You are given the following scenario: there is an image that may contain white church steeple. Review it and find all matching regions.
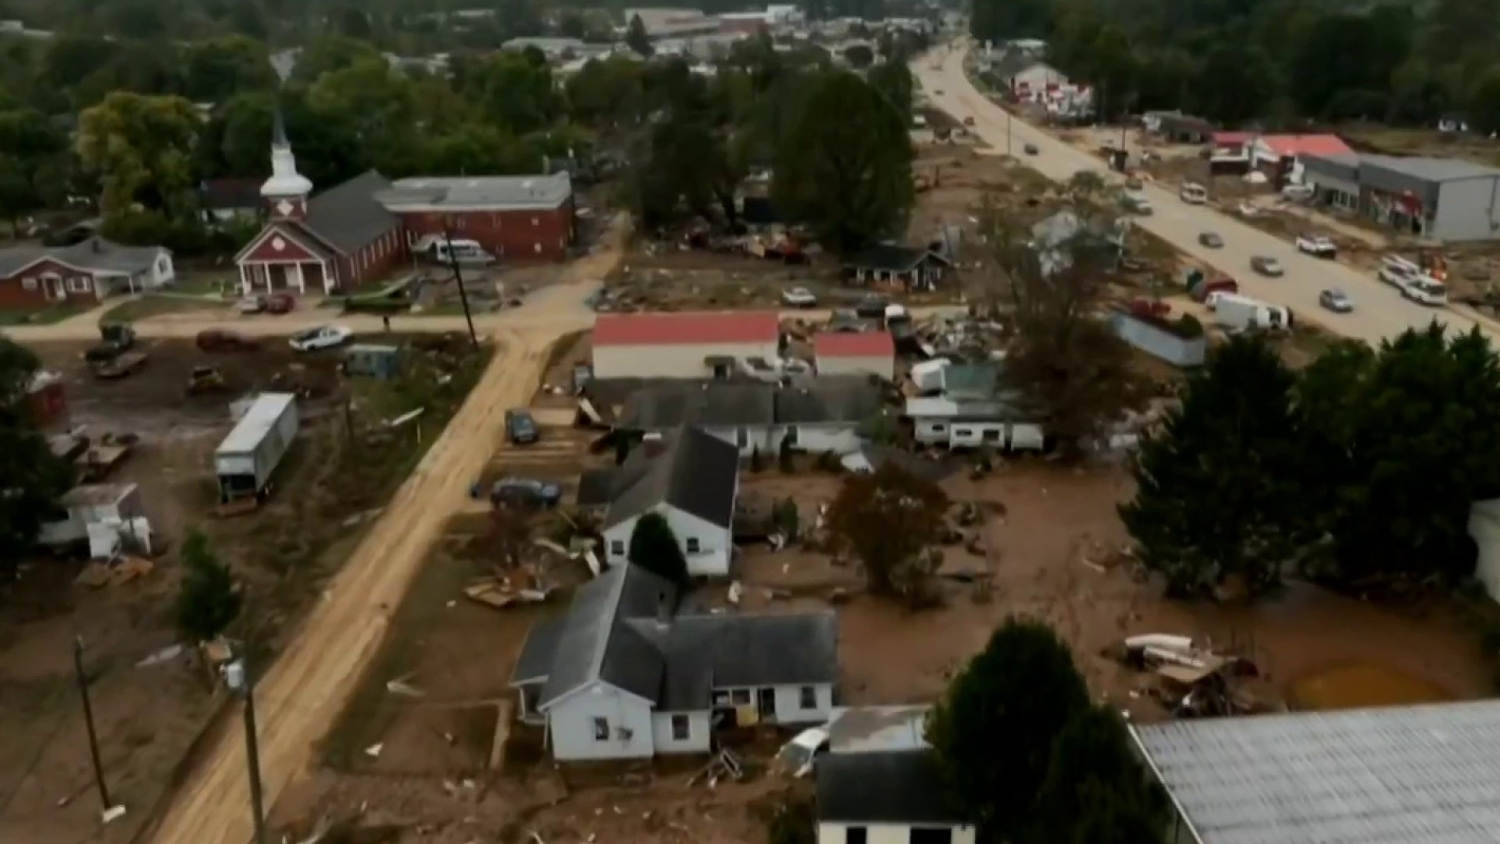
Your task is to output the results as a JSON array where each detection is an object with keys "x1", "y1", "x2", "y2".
[{"x1": 260, "y1": 108, "x2": 313, "y2": 219}]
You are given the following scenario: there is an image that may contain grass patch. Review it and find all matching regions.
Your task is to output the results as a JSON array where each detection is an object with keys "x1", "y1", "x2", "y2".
[
  {"x1": 98, "y1": 295, "x2": 225, "y2": 324},
  {"x1": 0, "y1": 302, "x2": 88, "y2": 326}
]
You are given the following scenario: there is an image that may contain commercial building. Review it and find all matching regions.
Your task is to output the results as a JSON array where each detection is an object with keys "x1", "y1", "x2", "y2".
[
  {"x1": 591, "y1": 311, "x2": 782, "y2": 379},
  {"x1": 1303, "y1": 152, "x2": 1500, "y2": 242},
  {"x1": 1131, "y1": 700, "x2": 1500, "y2": 843}
]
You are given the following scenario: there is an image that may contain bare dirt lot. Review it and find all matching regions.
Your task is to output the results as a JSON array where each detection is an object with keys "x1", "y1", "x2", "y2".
[{"x1": 0, "y1": 332, "x2": 490, "y2": 844}]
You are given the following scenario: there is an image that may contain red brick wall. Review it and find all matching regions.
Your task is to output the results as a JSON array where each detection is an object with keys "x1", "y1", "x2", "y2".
[
  {"x1": 338, "y1": 225, "x2": 409, "y2": 289},
  {"x1": 398, "y1": 202, "x2": 574, "y2": 262},
  {"x1": 0, "y1": 259, "x2": 99, "y2": 309}
]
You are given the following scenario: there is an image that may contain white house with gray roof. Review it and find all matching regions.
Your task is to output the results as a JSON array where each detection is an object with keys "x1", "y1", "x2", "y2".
[
  {"x1": 508, "y1": 563, "x2": 838, "y2": 760},
  {"x1": 601, "y1": 425, "x2": 740, "y2": 577}
]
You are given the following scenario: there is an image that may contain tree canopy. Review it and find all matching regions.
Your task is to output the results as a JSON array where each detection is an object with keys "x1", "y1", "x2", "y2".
[
  {"x1": 76, "y1": 91, "x2": 200, "y2": 217},
  {"x1": 826, "y1": 462, "x2": 949, "y2": 603},
  {"x1": 0, "y1": 338, "x2": 71, "y2": 580},
  {"x1": 175, "y1": 530, "x2": 242, "y2": 641}
]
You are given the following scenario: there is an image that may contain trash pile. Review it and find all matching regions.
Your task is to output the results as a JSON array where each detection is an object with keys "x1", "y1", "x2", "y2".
[{"x1": 1111, "y1": 633, "x2": 1267, "y2": 718}]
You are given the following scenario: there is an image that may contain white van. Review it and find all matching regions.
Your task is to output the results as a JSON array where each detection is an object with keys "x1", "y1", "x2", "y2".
[
  {"x1": 1379, "y1": 255, "x2": 1446, "y2": 306},
  {"x1": 1180, "y1": 182, "x2": 1208, "y2": 204}
]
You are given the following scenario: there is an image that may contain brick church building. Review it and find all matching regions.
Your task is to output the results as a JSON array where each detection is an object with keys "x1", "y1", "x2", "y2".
[{"x1": 234, "y1": 114, "x2": 575, "y2": 295}]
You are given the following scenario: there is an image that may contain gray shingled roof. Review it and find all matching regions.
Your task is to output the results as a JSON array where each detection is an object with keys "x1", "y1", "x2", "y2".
[
  {"x1": 510, "y1": 615, "x2": 567, "y2": 685},
  {"x1": 776, "y1": 377, "x2": 884, "y2": 424},
  {"x1": 0, "y1": 238, "x2": 165, "y2": 278},
  {"x1": 604, "y1": 426, "x2": 739, "y2": 530},
  {"x1": 379, "y1": 172, "x2": 572, "y2": 211},
  {"x1": 817, "y1": 750, "x2": 969, "y2": 825},
  {"x1": 618, "y1": 382, "x2": 774, "y2": 430},
  {"x1": 536, "y1": 563, "x2": 677, "y2": 708},
  {"x1": 845, "y1": 243, "x2": 942, "y2": 272},
  {"x1": 306, "y1": 170, "x2": 398, "y2": 254}
]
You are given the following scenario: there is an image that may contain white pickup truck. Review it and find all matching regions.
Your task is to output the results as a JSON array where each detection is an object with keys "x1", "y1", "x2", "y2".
[
  {"x1": 1295, "y1": 234, "x2": 1337, "y2": 258},
  {"x1": 1378, "y1": 256, "x2": 1447, "y2": 306}
]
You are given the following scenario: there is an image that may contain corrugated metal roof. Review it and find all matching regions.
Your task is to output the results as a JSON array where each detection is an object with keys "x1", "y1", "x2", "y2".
[
  {"x1": 593, "y1": 311, "x2": 780, "y2": 346},
  {"x1": 216, "y1": 393, "x2": 296, "y2": 456},
  {"x1": 1132, "y1": 700, "x2": 1500, "y2": 843}
]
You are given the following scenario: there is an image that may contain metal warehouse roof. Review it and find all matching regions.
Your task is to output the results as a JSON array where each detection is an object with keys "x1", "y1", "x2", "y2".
[
  {"x1": 216, "y1": 393, "x2": 296, "y2": 455},
  {"x1": 592, "y1": 311, "x2": 780, "y2": 346},
  {"x1": 1131, "y1": 699, "x2": 1500, "y2": 844},
  {"x1": 813, "y1": 331, "x2": 894, "y2": 358}
]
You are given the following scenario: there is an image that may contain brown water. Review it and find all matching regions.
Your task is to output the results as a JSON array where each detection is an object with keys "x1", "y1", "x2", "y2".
[{"x1": 1288, "y1": 663, "x2": 1454, "y2": 711}]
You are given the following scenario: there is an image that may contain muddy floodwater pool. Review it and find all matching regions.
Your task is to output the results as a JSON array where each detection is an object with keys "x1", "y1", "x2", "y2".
[{"x1": 1289, "y1": 662, "x2": 1455, "y2": 711}]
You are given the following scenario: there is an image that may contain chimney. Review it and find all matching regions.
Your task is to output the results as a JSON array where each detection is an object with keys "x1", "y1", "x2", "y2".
[
  {"x1": 91, "y1": 238, "x2": 102, "y2": 254},
  {"x1": 656, "y1": 590, "x2": 671, "y2": 628}
]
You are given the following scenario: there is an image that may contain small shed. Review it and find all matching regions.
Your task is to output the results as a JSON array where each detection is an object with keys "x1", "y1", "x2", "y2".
[{"x1": 344, "y1": 343, "x2": 402, "y2": 380}]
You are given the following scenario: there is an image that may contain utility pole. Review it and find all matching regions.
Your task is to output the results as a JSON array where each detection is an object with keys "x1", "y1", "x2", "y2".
[
  {"x1": 1006, "y1": 107, "x2": 1012, "y2": 156},
  {"x1": 73, "y1": 637, "x2": 115, "y2": 819},
  {"x1": 441, "y1": 221, "x2": 479, "y2": 352},
  {"x1": 227, "y1": 657, "x2": 268, "y2": 844}
]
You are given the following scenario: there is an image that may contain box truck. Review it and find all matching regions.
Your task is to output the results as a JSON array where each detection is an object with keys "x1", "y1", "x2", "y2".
[{"x1": 214, "y1": 392, "x2": 298, "y2": 504}]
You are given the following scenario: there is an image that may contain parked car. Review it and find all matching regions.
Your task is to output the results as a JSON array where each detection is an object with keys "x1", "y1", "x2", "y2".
[
  {"x1": 1120, "y1": 193, "x2": 1153, "y2": 215},
  {"x1": 1250, "y1": 255, "x2": 1284, "y2": 277},
  {"x1": 236, "y1": 295, "x2": 266, "y2": 314},
  {"x1": 196, "y1": 329, "x2": 259, "y2": 352},
  {"x1": 265, "y1": 292, "x2": 295, "y2": 314},
  {"x1": 854, "y1": 296, "x2": 889, "y2": 319},
  {"x1": 1318, "y1": 288, "x2": 1354, "y2": 313},
  {"x1": 505, "y1": 408, "x2": 539, "y2": 444},
  {"x1": 1023, "y1": 142, "x2": 1039, "y2": 155},
  {"x1": 1296, "y1": 234, "x2": 1337, "y2": 258},
  {"x1": 1281, "y1": 183, "x2": 1315, "y2": 201},
  {"x1": 826, "y1": 309, "x2": 863, "y2": 332},
  {"x1": 489, "y1": 477, "x2": 561, "y2": 509},
  {"x1": 781, "y1": 287, "x2": 818, "y2": 308},
  {"x1": 1237, "y1": 201, "x2": 1259, "y2": 217},
  {"x1": 1198, "y1": 231, "x2": 1224, "y2": 248},
  {"x1": 288, "y1": 324, "x2": 353, "y2": 352},
  {"x1": 963, "y1": 115, "x2": 975, "y2": 126},
  {"x1": 773, "y1": 727, "x2": 830, "y2": 778}
]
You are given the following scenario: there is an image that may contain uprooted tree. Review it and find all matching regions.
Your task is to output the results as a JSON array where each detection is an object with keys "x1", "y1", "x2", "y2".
[
  {"x1": 826, "y1": 463, "x2": 949, "y2": 605},
  {"x1": 628, "y1": 511, "x2": 689, "y2": 585},
  {"x1": 977, "y1": 195, "x2": 1143, "y2": 451},
  {"x1": 926, "y1": 617, "x2": 1166, "y2": 843}
]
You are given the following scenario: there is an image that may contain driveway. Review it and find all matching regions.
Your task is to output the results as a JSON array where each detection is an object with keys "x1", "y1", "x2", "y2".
[{"x1": 913, "y1": 43, "x2": 1497, "y2": 345}]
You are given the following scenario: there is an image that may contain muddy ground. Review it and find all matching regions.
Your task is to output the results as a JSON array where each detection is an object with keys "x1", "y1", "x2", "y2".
[
  {"x1": 0, "y1": 332, "x2": 491, "y2": 844},
  {"x1": 273, "y1": 446, "x2": 1496, "y2": 843}
]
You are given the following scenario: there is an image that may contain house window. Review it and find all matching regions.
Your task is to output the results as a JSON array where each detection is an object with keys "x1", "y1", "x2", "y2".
[
  {"x1": 671, "y1": 714, "x2": 690, "y2": 740},
  {"x1": 67, "y1": 276, "x2": 92, "y2": 293},
  {"x1": 731, "y1": 689, "x2": 751, "y2": 705},
  {"x1": 783, "y1": 426, "x2": 799, "y2": 445},
  {"x1": 931, "y1": 424, "x2": 946, "y2": 432},
  {"x1": 157, "y1": 258, "x2": 168, "y2": 274},
  {"x1": 533, "y1": 242, "x2": 542, "y2": 254},
  {"x1": 531, "y1": 216, "x2": 539, "y2": 226},
  {"x1": 21, "y1": 277, "x2": 37, "y2": 291},
  {"x1": 846, "y1": 828, "x2": 867, "y2": 844},
  {"x1": 799, "y1": 686, "x2": 816, "y2": 709},
  {"x1": 456, "y1": 217, "x2": 466, "y2": 229},
  {"x1": 593, "y1": 717, "x2": 608, "y2": 740},
  {"x1": 610, "y1": 539, "x2": 624, "y2": 556},
  {"x1": 685, "y1": 537, "x2": 700, "y2": 554},
  {"x1": 954, "y1": 428, "x2": 973, "y2": 437},
  {"x1": 736, "y1": 427, "x2": 748, "y2": 447},
  {"x1": 910, "y1": 828, "x2": 953, "y2": 844}
]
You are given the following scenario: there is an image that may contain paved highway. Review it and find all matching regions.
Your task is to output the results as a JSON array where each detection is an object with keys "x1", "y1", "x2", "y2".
[{"x1": 913, "y1": 42, "x2": 1496, "y2": 345}]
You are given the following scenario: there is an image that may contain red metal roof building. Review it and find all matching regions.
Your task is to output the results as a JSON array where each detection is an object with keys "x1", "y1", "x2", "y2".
[{"x1": 591, "y1": 311, "x2": 783, "y2": 379}]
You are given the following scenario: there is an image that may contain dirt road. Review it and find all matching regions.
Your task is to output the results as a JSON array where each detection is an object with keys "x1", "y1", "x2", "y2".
[{"x1": 139, "y1": 225, "x2": 620, "y2": 844}]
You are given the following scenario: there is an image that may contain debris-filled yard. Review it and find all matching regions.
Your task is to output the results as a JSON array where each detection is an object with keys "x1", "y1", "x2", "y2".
[{"x1": 0, "y1": 331, "x2": 492, "y2": 844}]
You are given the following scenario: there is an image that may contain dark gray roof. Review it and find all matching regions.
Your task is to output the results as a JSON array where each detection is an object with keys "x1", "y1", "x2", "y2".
[
  {"x1": 776, "y1": 377, "x2": 884, "y2": 424},
  {"x1": 510, "y1": 615, "x2": 567, "y2": 685},
  {"x1": 618, "y1": 382, "x2": 774, "y2": 430},
  {"x1": 577, "y1": 467, "x2": 619, "y2": 508},
  {"x1": 0, "y1": 237, "x2": 166, "y2": 278},
  {"x1": 605, "y1": 426, "x2": 740, "y2": 529},
  {"x1": 817, "y1": 750, "x2": 969, "y2": 825},
  {"x1": 535, "y1": 563, "x2": 677, "y2": 708},
  {"x1": 1359, "y1": 153, "x2": 1500, "y2": 182},
  {"x1": 989, "y1": 54, "x2": 1055, "y2": 81},
  {"x1": 306, "y1": 170, "x2": 399, "y2": 254},
  {"x1": 845, "y1": 243, "x2": 944, "y2": 272}
]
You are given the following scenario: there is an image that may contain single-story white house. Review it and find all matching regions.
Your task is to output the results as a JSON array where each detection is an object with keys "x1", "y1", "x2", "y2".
[
  {"x1": 592, "y1": 311, "x2": 782, "y2": 379},
  {"x1": 817, "y1": 749, "x2": 977, "y2": 844},
  {"x1": 36, "y1": 483, "x2": 152, "y2": 558},
  {"x1": 601, "y1": 425, "x2": 739, "y2": 577},
  {"x1": 508, "y1": 563, "x2": 838, "y2": 761},
  {"x1": 905, "y1": 362, "x2": 1044, "y2": 450},
  {"x1": 814, "y1": 331, "x2": 895, "y2": 380}
]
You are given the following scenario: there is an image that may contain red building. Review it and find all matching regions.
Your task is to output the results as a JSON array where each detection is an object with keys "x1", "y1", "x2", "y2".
[
  {"x1": 0, "y1": 238, "x2": 175, "y2": 310},
  {"x1": 234, "y1": 115, "x2": 575, "y2": 296}
]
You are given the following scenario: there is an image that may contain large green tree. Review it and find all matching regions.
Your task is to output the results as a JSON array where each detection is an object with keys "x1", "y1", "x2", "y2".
[
  {"x1": 0, "y1": 109, "x2": 69, "y2": 235},
  {"x1": 1120, "y1": 335, "x2": 1307, "y2": 597},
  {"x1": 76, "y1": 91, "x2": 200, "y2": 217},
  {"x1": 0, "y1": 339, "x2": 72, "y2": 580},
  {"x1": 175, "y1": 530, "x2": 242, "y2": 641},
  {"x1": 1025, "y1": 706, "x2": 1169, "y2": 844},
  {"x1": 773, "y1": 70, "x2": 912, "y2": 253}
]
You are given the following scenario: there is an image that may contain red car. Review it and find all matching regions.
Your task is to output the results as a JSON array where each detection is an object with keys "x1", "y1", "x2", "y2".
[{"x1": 265, "y1": 292, "x2": 295, "y2": 314}]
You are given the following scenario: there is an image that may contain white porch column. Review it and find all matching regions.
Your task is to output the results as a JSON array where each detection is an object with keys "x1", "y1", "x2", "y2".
[
  {"x1": 323, "y1": 260, "x2": 334, "y2": 294},
  {"x1": 292, "y1": 262, "x2": 306, "y2": 294},
  {"x1": 239, "y1": 264, "x2": 250, "y2": 295}
]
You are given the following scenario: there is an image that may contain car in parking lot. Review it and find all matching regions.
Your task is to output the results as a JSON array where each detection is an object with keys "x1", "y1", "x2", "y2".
[
  {"x1": 781, "y1": 287, "x2": 818, "y2": 308},
  {"x1": 288, "y1": 324, "x2": 352, "y2": 351},
  {"x1": 236, "y1": 295, "x2": 266, "y2": 314},
  {"x1": 854, "y1": 295, "x2": 889, "y2": 319},
  {"x1": 1250, "y1": 255, "x2": 1284, "y2": 277},
  {"x1": 505, "y1": 408, "x2": 539, "y2": 444},
  {"x1": 1198, "y1": 231, "x2": 1224, "y2": 248},
  {"x1": 1296, "y1": 234, "x2": 1337, "y2": 258},
  {"x1": 489, "y1": 477, "x2": 561, "y2": 509},
  {"x1": 1023, "y1": 142, "x2": 1038, "y2": 155},
  {"x1": 1318, "y1": 288, "x2": 1353, "y2": 313}
]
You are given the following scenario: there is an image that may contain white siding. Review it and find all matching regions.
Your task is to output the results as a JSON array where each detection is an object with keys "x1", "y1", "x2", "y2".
[
  {"x1": 913, "y1": 419, "x2": 1044, "y2": 451},
  {"x1": 593, "y1": 340, "x2": 779, "y2": 379},
  {"x1": 1433, "y1": 176, "x2": 1500, "y2": 242},
  {"x1": 650, "y1": 710, "x2": 712, "y2": 754},
  {"x1": 818, "y1": 822, "x2": 977, "y2": 844},
  {"x1": 1471, "y1": 499, "x2": 1500, "y2": 603},
  {"x1": 546, "y1": 681, "x2": 656, "y2": 760},
  {"x1": 715, "y1": 682, "x2": 832, "y2": 724},
  {"x1": 818, "y1": 353, "x2": 894, "y2": 380},
  {"x1": 791, "y1": 423, "x2": 862, "y2": 456},
  {"x1": 603, "y1": 503, "x2": 734, "y2": 577}
]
